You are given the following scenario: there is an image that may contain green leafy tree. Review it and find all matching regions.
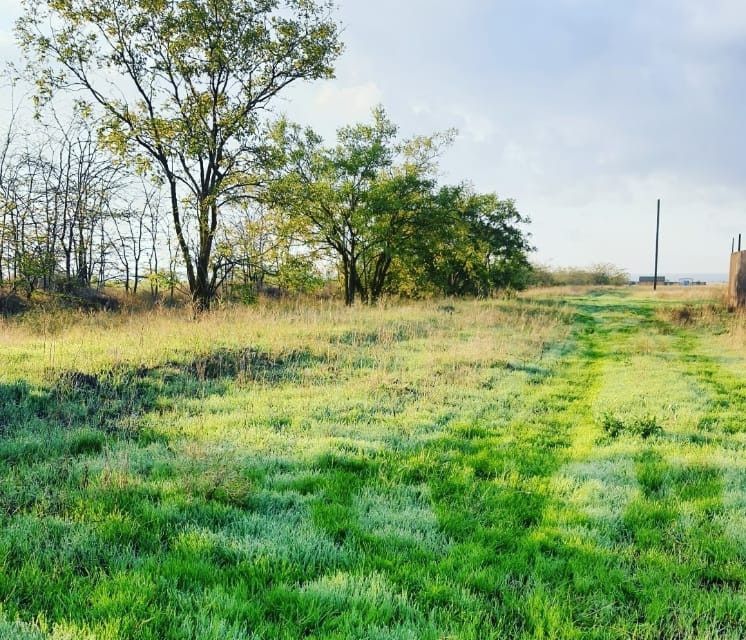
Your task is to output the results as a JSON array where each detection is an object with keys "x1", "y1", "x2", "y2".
[
  {"x1": 273, "y1": 107, "x2": 452, "y2": 304},
  {"x1": 17, "y1": 248, "x2": 56, "y2": 299},
  {"x1": 387, "y1": 186, "x2": 533, "y2": 297},
  {"x1": 217, "y1": 202, "x2": 320, "y2": 295},
  {"x1": 17, "y1": 0, "x2": 342, "y2": 310},
  {"x1": 277, "y1": 254, "x2": 324, "y2": 294}
]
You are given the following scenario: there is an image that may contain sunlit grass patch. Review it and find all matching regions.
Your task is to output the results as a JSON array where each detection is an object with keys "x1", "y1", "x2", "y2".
[{"x1": 552, "y1": 454, "x2": 638, "y2": 526}]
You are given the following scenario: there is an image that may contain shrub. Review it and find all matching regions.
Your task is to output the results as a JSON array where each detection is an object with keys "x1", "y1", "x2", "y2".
[
  {"x1": 600, "y1": 412, "x2": 663, "y2": 439},
  {"x1": 531, "y1": 263, "x2": 629, "y2": 287}
]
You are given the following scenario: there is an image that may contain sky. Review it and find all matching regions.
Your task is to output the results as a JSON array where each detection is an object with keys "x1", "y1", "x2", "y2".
[{"x1": 2, "y1": 0, "x2": 745, "y2": 276}]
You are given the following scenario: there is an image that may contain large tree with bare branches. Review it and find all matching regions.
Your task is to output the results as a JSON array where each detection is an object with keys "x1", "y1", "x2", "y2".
[{"x1": 18, "y1": 0, "x2": 342, "y2": 309}]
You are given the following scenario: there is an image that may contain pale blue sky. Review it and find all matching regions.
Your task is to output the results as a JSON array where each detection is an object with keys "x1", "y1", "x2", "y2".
[{"x1": 2, "y1": 0, "x2": 745, "y2": 275}]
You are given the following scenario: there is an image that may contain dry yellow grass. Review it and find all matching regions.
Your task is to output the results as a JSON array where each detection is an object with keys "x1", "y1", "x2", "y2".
[{"x1": 0, "y1": 298, "x2": 569, "y2": 384}]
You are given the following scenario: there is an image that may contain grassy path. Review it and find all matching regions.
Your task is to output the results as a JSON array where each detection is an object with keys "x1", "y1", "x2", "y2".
[
  {"x1": 0, "y1": 293, "x2": 744, "y2": 638},
  {"x1": 538, "y1": 294, "x2": 746, "y2": 639}
]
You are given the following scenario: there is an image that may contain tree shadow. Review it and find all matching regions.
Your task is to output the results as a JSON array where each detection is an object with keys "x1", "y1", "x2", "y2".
[{"x1": 0, "y1": 345, "x2": 326, "y2": 447}]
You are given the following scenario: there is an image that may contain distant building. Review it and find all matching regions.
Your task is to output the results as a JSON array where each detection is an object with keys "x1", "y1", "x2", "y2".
[{"x1": 636, "y1": 275, "x2": 706, "y2": 286}]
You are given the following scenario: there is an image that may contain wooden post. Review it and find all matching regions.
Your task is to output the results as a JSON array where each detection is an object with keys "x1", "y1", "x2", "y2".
[
  {"x1": 653, "y1": 199, "x2": 661, "y2": 290},
  {"x1": 728, "y1": 251, "x2": 746, "y2": 308}
]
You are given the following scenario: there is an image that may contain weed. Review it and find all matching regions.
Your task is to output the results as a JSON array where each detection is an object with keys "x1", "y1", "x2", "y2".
[{"x1": 600, "y1": 412, "x2": 663, "y2": 439}]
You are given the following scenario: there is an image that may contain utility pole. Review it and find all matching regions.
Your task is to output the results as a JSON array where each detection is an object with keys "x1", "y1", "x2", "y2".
[{"x1": 653, "y1": 199, "x2": 661, "y2": 291}]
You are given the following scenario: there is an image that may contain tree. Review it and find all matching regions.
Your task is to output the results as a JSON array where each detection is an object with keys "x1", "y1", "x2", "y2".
[
  {"x1": 529, "y1": 263, "x2": 629, "y2": 287},
  {"x1": 273, "y1": 107, "x2": 452, "y2": 304},
  {"x1": 18, "y1": 0, "x2": 342, "y2": 310},
  {"x1": 354, "y1": 168, "x2": 444, "y2": 303},
  {"x1": 217, "y1": 199, "x2": 318, "y2": 297},
  {"x1": 109, "y1": 183, "x2": 162, "y2": 295},
  {"x1": 0, "y1": 79, "x2": 20, "y2": 287},
  {"x1": 387, "y1": 186, "x2": 533, "y2": 297},
  {"x1": 0, "y1": 108, "x2": 125, "y2": 292}
]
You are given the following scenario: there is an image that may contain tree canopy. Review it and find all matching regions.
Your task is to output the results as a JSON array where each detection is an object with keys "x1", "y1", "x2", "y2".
[
  {"x1": 387, "y1": 187, "x2": 533, "y2": 297},
  {"x1": 271, "y1": 108, "x2": 532, "y2": 304},
  {"x1": 17, "y1": 0, "x2": 342, "y2": 309},
  {"x1": 5, "y1": 5, "x2": 535, "y2": 307}
]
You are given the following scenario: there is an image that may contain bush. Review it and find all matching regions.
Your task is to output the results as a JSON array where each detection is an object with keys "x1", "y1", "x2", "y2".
[
  {"x1": 531, "y1": 263, "x2": 629, "y2": 287},
  {"x1": 225, "y1": 282, "x2": 258, "y2": 305},
  {"x1": 600, "y1": 412, "x2": 663, "y2": 438}
]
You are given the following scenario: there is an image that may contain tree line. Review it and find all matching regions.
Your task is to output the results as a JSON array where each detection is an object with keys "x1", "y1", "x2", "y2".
[
  {"x1": 0, "y1": 107, "x2": 175, "y2": 298},
  {"x1": 0, "y1": 0, "x2": 533, "y2": 310}
]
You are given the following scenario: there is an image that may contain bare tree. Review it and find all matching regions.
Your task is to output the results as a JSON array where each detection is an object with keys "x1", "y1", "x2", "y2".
[{"x1": 109, "y1": 184, "x2": 162, "y2": 295}]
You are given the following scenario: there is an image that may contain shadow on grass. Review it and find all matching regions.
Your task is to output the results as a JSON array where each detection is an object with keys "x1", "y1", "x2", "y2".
[{"x1": 0, "y1": 345, "x2": 325, "y2": 450}]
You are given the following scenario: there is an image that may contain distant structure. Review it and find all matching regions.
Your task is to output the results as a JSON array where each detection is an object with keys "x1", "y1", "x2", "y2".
[
  {"x1": 637, "y1": 276, "x2": 706, "y2": 287},
  {"x1": 728, "y1": 251, "x2": 746, "y2": 308}
]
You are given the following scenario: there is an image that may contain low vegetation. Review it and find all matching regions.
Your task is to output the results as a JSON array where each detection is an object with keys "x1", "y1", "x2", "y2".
[
  {"x1": 0, "y1": 287, "x2": 744, "y2": 638},
  {"x1": 530, "y1": 263, "x2": 630, "y2": 287}
]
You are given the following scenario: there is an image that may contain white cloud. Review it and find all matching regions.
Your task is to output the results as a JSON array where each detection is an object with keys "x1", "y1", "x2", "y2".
[
  {"x1": 678, "y1": 0, "x2": 746, "y2": 42},
  {"x1": 410, "y1": 103, "x2": 432, "y2": 117},
  {"x1": 450, "y1": 107, "x2": 497, "y2": 144},
  {"x1": 280, "y1": 80, "x2": 383, "y2": 140},
  {"x1": 313, "y1": 81, "x2": 383, "y2": 122}
]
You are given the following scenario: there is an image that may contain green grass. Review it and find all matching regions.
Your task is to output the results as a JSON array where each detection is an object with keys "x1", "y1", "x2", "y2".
[{"x1": 0, "y1": 290, "x2": 744, "y2": 638}]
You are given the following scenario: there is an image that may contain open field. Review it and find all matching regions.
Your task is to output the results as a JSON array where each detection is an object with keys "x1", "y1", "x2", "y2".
[{"x1": 0, "y1": 288, "x2": 744, "y2": 639}]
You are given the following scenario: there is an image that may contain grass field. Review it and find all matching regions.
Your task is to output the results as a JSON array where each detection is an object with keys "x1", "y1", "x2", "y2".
[{"x1": 0, "y1": 288, "x2": 744, "y2": 639}]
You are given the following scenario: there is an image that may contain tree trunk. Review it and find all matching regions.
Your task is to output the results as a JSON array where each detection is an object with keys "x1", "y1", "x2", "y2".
[
  {"x1": 369, "y1": 253, "x2": 392, "y2": 303},
  {"x1": 193, "y1": 243, "x2": 213, "y2": 311},
  {"x1": 192, "y1": 280, "x2": 213, "y2": 312},
  {"x1": 345, "y1": 260, "x2": 359, "y2": 306},
  {"x1": 341, "y1": 254, "x2": 354, "y2": 305}
]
